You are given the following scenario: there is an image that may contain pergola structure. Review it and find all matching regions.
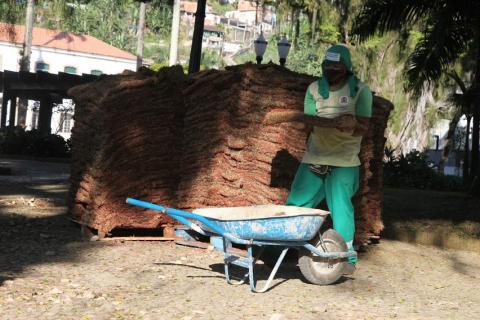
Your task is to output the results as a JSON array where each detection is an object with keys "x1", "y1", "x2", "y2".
[{"x1": 0, "y1": 70, "x2": 98, "y2": 134}]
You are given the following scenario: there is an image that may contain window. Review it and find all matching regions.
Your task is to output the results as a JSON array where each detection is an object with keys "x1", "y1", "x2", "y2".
[
  {"x1": 64, "y1": 66, "x2": 77, "y2": 74},
  {"x1": 90, "y1": 69, "x2": 103, "y2": 76},
  {"x1": 60, "y1": 113, "x2": 73, "y2": 133},
  {"x1": 35, "y1": 62, "x2": 49, "y2": 72}
]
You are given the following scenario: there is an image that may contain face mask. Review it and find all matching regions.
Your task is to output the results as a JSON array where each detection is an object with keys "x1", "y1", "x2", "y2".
[{"x1": 325, "y1": 68, "x2": 347, "y2": 85}]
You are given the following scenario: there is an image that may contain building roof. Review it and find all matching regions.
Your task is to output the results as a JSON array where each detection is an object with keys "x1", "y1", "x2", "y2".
[
  {"x1": 181, "y1": 1, "x2": 198, "y2": 13},
  {"x1": 238, "y1": 0, "x2": 257, "y2": 12},
  {"x1": 0, "y1": 23, "x2": 136, "y2": 60},
  {"x1": 204, "y1": 26, "x2": 224, "y2": 34},
  {"x1": 180, "y1": 1, "x2": 211, "y2": 14}
]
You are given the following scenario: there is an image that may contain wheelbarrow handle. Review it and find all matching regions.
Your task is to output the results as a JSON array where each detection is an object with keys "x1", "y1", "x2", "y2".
[
  {"x1": 127, "y1": 198, "x2": 207, "y2": 236},
  {"x1": 126, "y1": 198, "x2": 243, "y2": 242}
]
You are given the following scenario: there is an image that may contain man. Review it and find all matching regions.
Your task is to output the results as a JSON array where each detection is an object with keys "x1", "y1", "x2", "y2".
[{"x1": 286, "y1": 45, "x2": 372, "y2": 274}]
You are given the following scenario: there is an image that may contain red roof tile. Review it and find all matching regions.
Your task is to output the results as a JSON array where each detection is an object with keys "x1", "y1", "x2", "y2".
[
  {"x1": 181, "y1": 1, "x2": 211, "y2": 14},
  {"x1": 0, "y1": 22, "x2": 136, "y2": 60}
]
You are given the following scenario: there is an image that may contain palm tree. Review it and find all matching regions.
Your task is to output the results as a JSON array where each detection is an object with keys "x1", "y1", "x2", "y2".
[{"x1": 352, "y1": 0, "x2": 480, "y2": 181}]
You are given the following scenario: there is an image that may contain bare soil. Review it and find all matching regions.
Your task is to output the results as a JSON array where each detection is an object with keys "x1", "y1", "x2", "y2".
[{"x1": 1, "y1": 158, "x2": 479, "y2": 320}]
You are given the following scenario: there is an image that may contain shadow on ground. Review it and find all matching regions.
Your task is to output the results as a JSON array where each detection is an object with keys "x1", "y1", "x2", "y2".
[
  {"x1": 0, "y1": 162, "x2": 93, "y2": 286},
  {"x1": 155, "y1": 259, "x2": 350, "y2": 292},
  {"x1": 0, "y1": 205, "x2": 92, "y2": 286},
  {"x1": 382, "y1": 188, "x2": 480, "y2": 252}
]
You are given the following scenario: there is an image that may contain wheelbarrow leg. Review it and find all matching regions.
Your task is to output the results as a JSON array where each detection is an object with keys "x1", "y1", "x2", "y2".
[
  {"x1": 223, "y1": 241, "x2": 289, "y2": 293},
  {"x1": 249, "y1": 247, "x2": 289, "y2": 293},
  {"x1": 223, "y1": 238, "x2": 265, "y2": 285},
  {"x1": 224, "y1": 240, "x2": 264, "y2": 286},
  {"x1": 223, "y1": 239, "x2": 242, "y2": 285}
]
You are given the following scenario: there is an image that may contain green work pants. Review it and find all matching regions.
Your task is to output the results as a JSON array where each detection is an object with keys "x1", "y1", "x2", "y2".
[{"x1": 286, "y1": 163, "x2": 359, "y2": 264}]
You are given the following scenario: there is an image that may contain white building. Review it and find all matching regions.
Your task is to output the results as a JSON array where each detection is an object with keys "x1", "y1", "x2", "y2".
[
  {"x1": 427, "y1": 116, "x2": 472, "y2": 176},
  {"x1": 0, "y1": 22, "x2": 136, "y2": 139},
  {"x1": 225, "y1": 0, "x2": 274, "y2": 28},
  {"x1": 181, "y1": 1, "x2": 214, "y2": 25}
]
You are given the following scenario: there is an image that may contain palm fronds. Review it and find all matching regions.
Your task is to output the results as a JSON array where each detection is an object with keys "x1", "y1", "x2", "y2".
[
  {"x1": 352, "y1": 0, "x2": 479, "y2": 98},
  {"x1": 404, "y1": 9, "x2": 472, "y2": 96},
  {"x1": 352, "y1": 0, "x2": 436, "y2": 41}
]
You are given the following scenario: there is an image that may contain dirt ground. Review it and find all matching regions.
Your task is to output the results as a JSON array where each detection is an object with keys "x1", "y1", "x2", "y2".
[{"x1": 1, "y1": 158, "x2": 480, "y2": 320}]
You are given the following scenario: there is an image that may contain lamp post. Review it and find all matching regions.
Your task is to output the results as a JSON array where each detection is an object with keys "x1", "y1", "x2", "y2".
[
  {"x1": 254, "y1": 32, "x2": 268, "y2": 64},
  {"x1": 277, "y1": 35, "x2": 291, "y2": 67}
]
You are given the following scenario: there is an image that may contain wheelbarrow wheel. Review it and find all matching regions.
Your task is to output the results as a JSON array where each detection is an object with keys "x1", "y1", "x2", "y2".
[{"x1": 298, "y1": 229, "x2": 347, "y2": 285}]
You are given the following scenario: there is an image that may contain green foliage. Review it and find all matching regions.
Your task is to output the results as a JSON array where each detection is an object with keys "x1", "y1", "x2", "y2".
[
  {"x1": 384, "y1": 149, "x2": 464, "y2": 191},
  {"x1": 145, "y1": 1, "x2": 172, "y2": 39},
  {"x1": 200, "y1": 49, "x2": 224, "y2": 70},
  {"x1": 144, "y1": 43, "x2": 170, "y2": 64},
  {"x1": 0, "y1": 0, "x2": 25, "y2": 26},
  {"x1": 208, "y1": 0, "x2": 234, "y2": 16},
  {"x1": 62, "y1": 0, "x2": 139, "y2": 53},
  {"x1": 149, "y1": 62, "x2": 188, "y2": 73},
  {"x1": 316, "y1": 1, "x2": 341, "y2": 43},
  {"x1": 285, "y1": 39, "x2": 324, "y2": 75},
  {"x1": 317, "y1": 23, "x2": 341, "y2": 44},
  {"x1": 149, "y1": 62, "x2": 167, "y2": 71},
  {"x1": 0, "y1": 127, "x2": 70, "y2": 158}
]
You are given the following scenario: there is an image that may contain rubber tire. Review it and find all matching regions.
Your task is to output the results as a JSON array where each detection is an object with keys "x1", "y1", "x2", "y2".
[{"x1": 298, "y1": 229, "x2": 348, "y2": 285}]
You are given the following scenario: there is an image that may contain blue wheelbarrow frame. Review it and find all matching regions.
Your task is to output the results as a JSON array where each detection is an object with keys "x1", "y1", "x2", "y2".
[{"x1": 126, "y1": 198, "x2": 356, "y2": 293}]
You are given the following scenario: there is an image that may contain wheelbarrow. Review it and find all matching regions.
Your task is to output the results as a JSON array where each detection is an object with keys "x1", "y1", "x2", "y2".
[{"x1": 126, "y1": 198, "x2": 356, "y2": 293}]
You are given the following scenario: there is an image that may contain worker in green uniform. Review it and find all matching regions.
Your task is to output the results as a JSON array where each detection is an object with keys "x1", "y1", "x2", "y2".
[{"x1": 286, "y1": 45, "x2": 372, "y2": 274}]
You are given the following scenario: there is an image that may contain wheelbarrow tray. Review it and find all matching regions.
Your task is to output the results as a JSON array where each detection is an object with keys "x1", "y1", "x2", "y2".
[{"x1": 193, "y1": 205, "x2": 329, "y2": 241}]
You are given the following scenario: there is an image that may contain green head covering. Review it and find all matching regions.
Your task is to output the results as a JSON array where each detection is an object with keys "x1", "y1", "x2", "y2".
[{"x1": 318, "y1": 45, "x2": 359, "y2": 99}]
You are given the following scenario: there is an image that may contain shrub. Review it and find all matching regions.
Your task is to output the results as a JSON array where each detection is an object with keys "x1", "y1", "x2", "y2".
[
  {"x1": 0, "y1": 127, "x2": 70, "y2": 158},
  {"x1": 384, "y1": 149, "x2": 465, "y2": 192}
]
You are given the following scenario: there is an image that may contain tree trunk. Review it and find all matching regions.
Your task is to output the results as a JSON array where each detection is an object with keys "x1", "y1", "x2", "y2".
[
  {"x1": 169, "y1": 0, "x2": 180, "y2": 66},
  {"x1": 338, "y1": 0, "x2": 350, "y2": 44},
  {"x1": 471, "y1": 49, "x2": 480, "y2": 179},
  {"x1": 288, "y1": 8, "x2": 295, "y2": 39},
  {"x1": 438, "y1": 108, "x2": 463, "y2": 174},
  {"x1": 136, "y1": 2, "x2": 146, "y2": 70},
  {"x1": 471, "y1": 14, "x2": 480, "y2": 180},
  {"x1": 293, "y1": 8, "x2": 300, "y2": 50},
  {"x1": 20, "y1": 0, "x2": 34, "y2": 72},
  {"x1": 255, "y1": 0, "x2": 259, "y2": 27},
  {"x1": 310, "y1": 5, "x2": 318, "y2": 45},
  {"x1": 472, "y1": 108, "x2": 479, "y2": 178},
  {"x1": 17, "y1": 0, "x2": 35, "y2": 128},
  {"x1": 464, "y1": 115, "x2": 472, "y2": 180}
]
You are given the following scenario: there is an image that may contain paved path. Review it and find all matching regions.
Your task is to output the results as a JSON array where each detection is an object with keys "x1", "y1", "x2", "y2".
[{"x1": 1, "y1": 158, "x2": 479, "y2": 319}]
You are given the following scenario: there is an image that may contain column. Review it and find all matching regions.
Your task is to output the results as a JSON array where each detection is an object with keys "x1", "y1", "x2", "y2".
[
  {"x1": 1, "y1": 94, "x2": 9, "y2": 128},
  {"x1": 8, "y1": 97, "x2": 16, "y2": 127},
  {"x1": 38, "y1": 95, "x2": 53, "y2": 135}
]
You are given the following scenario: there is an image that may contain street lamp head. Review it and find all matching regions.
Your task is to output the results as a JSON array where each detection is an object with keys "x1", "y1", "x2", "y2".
[
  {"x1": 254, "y1": 32, "x2": 268, "y2": 64},
  {"x1": 277, "y1": 35, "x2": 291, "y2": 67}
]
